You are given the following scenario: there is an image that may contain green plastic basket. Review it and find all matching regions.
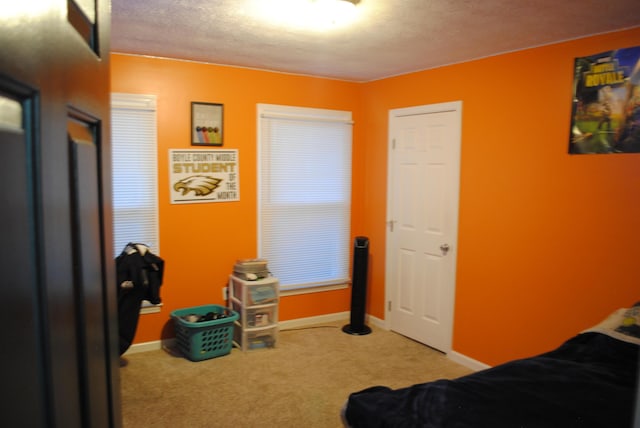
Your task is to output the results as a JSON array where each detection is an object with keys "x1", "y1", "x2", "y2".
[{"x1": 171, "y1": 304, "x2": 239, "y2": 361}]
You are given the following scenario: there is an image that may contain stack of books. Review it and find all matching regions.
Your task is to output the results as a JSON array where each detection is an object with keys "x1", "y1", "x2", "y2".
[{"x1": 233, "y1": 258, "x2": 270, "y2": 281}]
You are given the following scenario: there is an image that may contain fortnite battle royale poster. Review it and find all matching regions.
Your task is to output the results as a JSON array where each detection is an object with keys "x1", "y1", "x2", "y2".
[{"x1": 570, "y1": 46, "x2": 640, "y2": 154}]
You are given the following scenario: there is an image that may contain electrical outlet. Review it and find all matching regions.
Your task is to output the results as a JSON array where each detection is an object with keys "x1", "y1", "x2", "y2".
[{"x1": 222, "y1": 286, "x2": 228, "y2": 301}]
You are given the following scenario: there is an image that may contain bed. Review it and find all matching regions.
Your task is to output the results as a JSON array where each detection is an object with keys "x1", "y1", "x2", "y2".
[{"x1": 342, "y1": 303, "x2": 640, "y2": 428}]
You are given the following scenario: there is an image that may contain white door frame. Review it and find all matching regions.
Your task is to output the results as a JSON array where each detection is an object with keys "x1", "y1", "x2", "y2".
[{"x1": 384, "y1": 101, "x2": 462, "y2": 353}]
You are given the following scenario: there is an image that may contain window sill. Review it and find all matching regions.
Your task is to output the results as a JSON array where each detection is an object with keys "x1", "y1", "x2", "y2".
[
  {"x1": 140, "y1": 300, "x2": 162, "y2": 314},
  {"x1": 280, "y1": 282, "x2": 349, "y2": 297}
]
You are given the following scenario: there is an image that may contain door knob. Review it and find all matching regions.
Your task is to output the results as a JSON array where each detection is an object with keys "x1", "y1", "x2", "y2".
[{"x1": 440, "y1": 243, "x2": 450, "y2": 255}]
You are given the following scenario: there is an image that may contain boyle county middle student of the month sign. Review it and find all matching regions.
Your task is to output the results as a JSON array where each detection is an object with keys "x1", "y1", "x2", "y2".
[{"x1": 169, "y1": 149, "x2": 239, "y2": 204}]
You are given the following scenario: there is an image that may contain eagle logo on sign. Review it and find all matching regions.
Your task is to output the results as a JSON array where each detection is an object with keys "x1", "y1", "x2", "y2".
[{"x1": 173, "y1": 175, "x2": 222, "y2": 196}]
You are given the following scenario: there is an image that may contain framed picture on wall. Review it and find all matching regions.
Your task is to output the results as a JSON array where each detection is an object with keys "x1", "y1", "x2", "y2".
[{"x1": 191, "y1": 102, "x2": 223, "y2": 146}]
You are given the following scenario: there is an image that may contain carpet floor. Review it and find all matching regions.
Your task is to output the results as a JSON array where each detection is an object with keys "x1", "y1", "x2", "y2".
[{"x1": 120, "y1": 320, "x2": 472, "y2": 428}]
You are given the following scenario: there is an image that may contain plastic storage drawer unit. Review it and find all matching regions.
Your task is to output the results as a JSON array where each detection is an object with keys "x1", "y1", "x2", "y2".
[
  {"x1": 229, "y1": 275, "x2": 279, "y2": 351},
  {"x1": 232, "y1": 300, "x2": 277, "y2": 328},
  {"x1": 233, "y1": 324, "x2": 278, "y2": 350},
  {"x1": 231, "y1": 277, "x2": 278, "y2": 305}
]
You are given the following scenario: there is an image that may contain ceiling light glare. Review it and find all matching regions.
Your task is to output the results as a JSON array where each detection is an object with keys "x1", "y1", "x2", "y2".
[
  {"x1": 252, "y1": 0, "x2": 359, "y2": 31},
  {"x1": 0, "y1": 0, "x2": 55, "y2": 24}
]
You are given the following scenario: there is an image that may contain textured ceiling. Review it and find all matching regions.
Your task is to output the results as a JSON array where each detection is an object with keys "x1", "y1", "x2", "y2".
[{"x1": 111, "y1": 0, "x2": 640, "y2": 82}]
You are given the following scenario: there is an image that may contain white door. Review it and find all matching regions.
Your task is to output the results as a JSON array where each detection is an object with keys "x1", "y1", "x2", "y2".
[{"x1": 386, "y1": 101, "x2": 462, "y2": 353}]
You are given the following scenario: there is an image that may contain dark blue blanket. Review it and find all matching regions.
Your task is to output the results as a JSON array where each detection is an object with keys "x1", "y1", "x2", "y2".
[{"x1": 345, "y1": 333, "x2": 639, "y2": 427}]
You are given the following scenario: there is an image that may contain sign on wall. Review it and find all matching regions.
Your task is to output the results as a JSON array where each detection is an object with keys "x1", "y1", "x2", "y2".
[
  {"x1": 169, "y1": 149, "x2": 239, "y2": 204},
  {"x1": 569, "y1": 46, "x2": 640, "y2": 154}
]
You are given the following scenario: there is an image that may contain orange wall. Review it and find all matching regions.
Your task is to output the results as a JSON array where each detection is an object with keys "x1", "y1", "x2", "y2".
[
  {"x1": 112, "y1": 27, "x2": 640, "y2": 366},
  {"x1": 111, "y1": 56, "x2": 363, "y2": 343},
  {"x1": 361, "y1": 27, "x2": 640, "y2": 365}
]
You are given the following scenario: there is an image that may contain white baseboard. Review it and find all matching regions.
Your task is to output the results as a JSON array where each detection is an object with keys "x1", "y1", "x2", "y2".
[
  {"x1": 447, "y1": 350, "x2": 491, "y2": 371},
  {"x1": 278, "y1": 311, "x2": 350, "y2": 329},
  {"x1": 278, "y1": 312, "x2": 385, "y2": 330},
  {"x1": 125, "y1": 312, "x2": 353, "y2": 355},
  {"x1": 366, "y1": 314, "x2": 385, "y2": 329},
  {"x1": 125, "y1": 311, "x2": 487, "y2": 373},
  {"x1": 125, "y1": 338, "x2": 175, "y2": 355}
]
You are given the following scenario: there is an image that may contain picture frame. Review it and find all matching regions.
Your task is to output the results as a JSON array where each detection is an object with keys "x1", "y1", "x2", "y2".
[{"x1": 191, "y1": 102, "x2": 223, "y2": 146}]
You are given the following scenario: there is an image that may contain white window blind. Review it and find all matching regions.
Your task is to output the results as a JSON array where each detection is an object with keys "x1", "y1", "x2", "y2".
[
  {"x1": 258, "y1": 104, "x2": 352, "y2": 291},
  {"x1": 111, "y1": 93, "x2": 159, "y2": 257}
]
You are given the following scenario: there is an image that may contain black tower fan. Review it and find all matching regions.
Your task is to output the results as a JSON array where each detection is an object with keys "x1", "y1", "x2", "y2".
[{"x1": 343, "y1": 236, "x2": 372, "y2": 335}]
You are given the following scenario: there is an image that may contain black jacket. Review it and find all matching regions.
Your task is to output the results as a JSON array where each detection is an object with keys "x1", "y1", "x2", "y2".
[
  {"x1": 116, "y1": 243, "x2": 165, "y2": 304},
  {"x1": 116, "y1": 243, "x2": 165, "y2": 355}
]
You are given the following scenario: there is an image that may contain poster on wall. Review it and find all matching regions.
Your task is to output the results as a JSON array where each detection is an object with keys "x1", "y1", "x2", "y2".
[
  {"x1": 169, "y1": 149, "x2": 239, "y2": 204},
  {"x1": 569, "y1": 46, "x2": 640, "y2": 154}
]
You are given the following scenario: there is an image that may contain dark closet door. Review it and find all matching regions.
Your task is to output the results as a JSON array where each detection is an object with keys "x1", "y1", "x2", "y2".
[{"x1": 0, "y1": 2, "x2": 120, "y2": 427}]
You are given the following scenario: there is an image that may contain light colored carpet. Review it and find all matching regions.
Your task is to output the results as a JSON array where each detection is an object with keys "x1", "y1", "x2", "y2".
[{"x1": 120, "y1": 320, "x2": 473, "y2": 428}]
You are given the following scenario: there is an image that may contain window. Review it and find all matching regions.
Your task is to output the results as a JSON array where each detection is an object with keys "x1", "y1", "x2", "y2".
[
  {"x1": 111, "y1": 93, "x2": 159, "y2": 257},
  {"x1": 258, "y1": 104, "x2": 352, "y2": 292}
]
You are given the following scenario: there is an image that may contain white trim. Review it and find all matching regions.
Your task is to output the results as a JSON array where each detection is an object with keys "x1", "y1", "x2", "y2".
[
  {"x1": 258, "y1": 103, "x2": 353, "y2": 122},
  {"x1": 123, "y1": 313, "x2": 356, "y2": 354},
  {"x1": 124, "y1": 311, "x2": 485, "y2": 375},
  {"x1": 124, "y1": 338, "x2": 175, "y2": 355},
  {"x1": 280, "y1": 282, "x2": 348, "y2": 297},
  {"x1": 278, "y1": 311, "x2": 350, "y2": 330},
  {"x1": 260, "y1": 111, "x2": 354, "y2": 125},
  {"x1": 111, "y1": 93, "x2": 157, "y2": 110},
  {"x1": 365, "y1": 314, "x2": 385, "y2": 329},
  {"x1": 278, "y1": 312, "x2": 385, "y2": 330},
  {"x1": 140, "y1": 300, "x2": 162, "y2": 314},
  {"x1": 447, "y1": 350, "x2": 491, "y2": 372}
]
